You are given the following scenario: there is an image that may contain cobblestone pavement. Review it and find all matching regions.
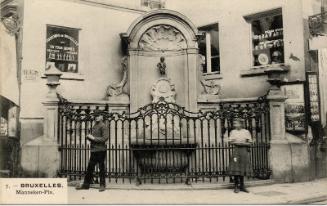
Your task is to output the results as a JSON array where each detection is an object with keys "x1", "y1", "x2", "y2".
[{"x1": 68, "y1": 178, "x2": 327, "y2": 204}]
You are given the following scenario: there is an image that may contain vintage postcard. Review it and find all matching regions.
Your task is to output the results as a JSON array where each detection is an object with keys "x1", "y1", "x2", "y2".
[{"x1": 1, "y1": 0, "x2": 327, "y2": 204}]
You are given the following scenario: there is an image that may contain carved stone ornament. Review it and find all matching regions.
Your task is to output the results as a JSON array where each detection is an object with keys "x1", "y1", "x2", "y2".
[
  {"x1": 139, "y1": 25, "x2": 187, "y2": 51},
  {"x1": 105, "y1": 57, "x2": 129, "y2": 102},
  {"x1": 198, "y1": 55, "x2": 221, "y2": 96},
  {"x1": 1, "y1": 16, "x2": 20, "y2": 35},
  {"x1": 151, "y1": 78, "x2": 176, "y2": 103},
  {"x1": 200, "y1": 79, "x2": 221, "y2": 95}
]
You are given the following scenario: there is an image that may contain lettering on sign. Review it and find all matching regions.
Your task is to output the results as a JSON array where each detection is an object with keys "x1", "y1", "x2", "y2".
[
  {"x1": 46, "y1": 25, "x2": 79, "y2": 73},
  {"x1": 308, "y1": 73, "x2": 320, "y2": 122},
  {"x1": 23, "y1": 69, "x2": 40, "y2": 80}
]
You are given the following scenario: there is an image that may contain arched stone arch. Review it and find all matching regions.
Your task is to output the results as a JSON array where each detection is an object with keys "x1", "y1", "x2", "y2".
[
  {"x1": 138, "y1": 24, "x2": 187, "y2": 51},
  {"x1": 121, "y1": 9, "x2": 201, "y2": 50},
  {"x1": 121, "y1": 9, "x2": 201, "y2": 112}
]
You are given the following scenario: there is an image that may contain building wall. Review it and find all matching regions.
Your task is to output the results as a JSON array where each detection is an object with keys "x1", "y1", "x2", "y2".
[
  {"x1": 167, "y1": 0, "x2": 307, "y2": 99},
  {"x1": 19, "y1": 0, "x2": 309, "y2": 141},
  {"x1": 19, "y1": 0, "x2": 143, "y2": 144}
]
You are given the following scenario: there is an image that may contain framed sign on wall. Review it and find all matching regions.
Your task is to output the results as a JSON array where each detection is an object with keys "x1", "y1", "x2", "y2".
[
  {"x1": 281, "y1": 83, "x2": 306, "y2": 132},
  {"x1": 46, "y1": 25, "x2": 79, "y2": 73},
  {"x1": 306, "y1": 71, "x2": 321, "y2": 123}
]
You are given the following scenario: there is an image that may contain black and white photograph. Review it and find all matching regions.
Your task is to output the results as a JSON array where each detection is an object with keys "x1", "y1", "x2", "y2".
[{"x1": 0, "y1": 0, "x2": 327, "y2": 204}]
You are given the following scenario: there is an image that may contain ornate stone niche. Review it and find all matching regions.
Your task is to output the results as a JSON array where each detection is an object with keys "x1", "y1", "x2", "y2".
[{"x1": 121, "y1": 9, "x2": 202, "y2": 112}]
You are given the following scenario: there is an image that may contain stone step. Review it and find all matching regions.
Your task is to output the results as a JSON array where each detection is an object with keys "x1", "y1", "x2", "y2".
[{"x1": 69, "y1": 178, "x2": 275, "y2": 190}]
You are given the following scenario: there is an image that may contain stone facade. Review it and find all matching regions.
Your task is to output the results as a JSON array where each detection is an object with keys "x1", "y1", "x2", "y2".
[{"x1": 1, "y1": 0, "x2": 326, "y2": 181}]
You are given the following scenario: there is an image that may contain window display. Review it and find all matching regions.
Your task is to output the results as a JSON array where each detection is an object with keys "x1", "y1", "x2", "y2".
[
  {"x1": 46, "y1": 25, "x2": 79, "y2": 73},
  {"x1": 282, "y1": 84, "x2": 306, "y2": 132},
  {"x1": 251, "y1": 14, "x2": 284, "y2": 66}
]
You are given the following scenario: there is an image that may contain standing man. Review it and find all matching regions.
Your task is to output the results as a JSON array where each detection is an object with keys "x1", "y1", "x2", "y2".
[{"x1": 76, "y1": 115, "x2": 109, "y2": 192}]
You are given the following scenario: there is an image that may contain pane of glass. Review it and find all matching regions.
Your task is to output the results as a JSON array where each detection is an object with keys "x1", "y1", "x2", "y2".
[
  {"x1": 198, "y1": 40, "x2": 207, "y2": 73},
  {"x1": 46, "y1": 26, "x2": 79, "y2": 73},
  {"x1": 211, "y1": 57, "x2": 220, "y2": 72},
  {"x1": 252, "y1": 14, "x2": 284, "y2": 66},
  {"x1": 198, "y1": 23, "x2": 220, "y2": 73}
]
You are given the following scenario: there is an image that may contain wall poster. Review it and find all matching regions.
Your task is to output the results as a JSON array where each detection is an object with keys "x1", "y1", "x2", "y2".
[
  {"x1": 46, "y1": 25, "x2": 79, "y2": 73},
  {"x1": 307, "y1": 72, "x2": 321, "y2": 122},
  {"x1": 282, "y1": 84, "x2": 306, "y2": 132}
]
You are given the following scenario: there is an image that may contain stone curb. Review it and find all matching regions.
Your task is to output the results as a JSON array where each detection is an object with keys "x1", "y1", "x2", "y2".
[
  {"x1": 69, "y1": 179, "x2": 275, "y2": 190},
  {"x1": 286, "y1": 195, "x2": 327, "y2": 204}
]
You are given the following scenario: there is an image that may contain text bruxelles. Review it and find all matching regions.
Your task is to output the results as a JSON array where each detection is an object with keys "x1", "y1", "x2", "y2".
[{"x1": 20, "y1": 183, "x2": 62, "y2": 188}]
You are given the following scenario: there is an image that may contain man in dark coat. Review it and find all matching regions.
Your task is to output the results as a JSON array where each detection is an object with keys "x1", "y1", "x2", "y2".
[{"x1": 76, "y1": 115, "x2": 109, "y2": 192}]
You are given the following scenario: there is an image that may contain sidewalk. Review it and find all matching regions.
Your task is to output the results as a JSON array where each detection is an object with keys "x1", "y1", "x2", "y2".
[{"x1": 68, "y1": 178, "x2": 327, "y2": 204}]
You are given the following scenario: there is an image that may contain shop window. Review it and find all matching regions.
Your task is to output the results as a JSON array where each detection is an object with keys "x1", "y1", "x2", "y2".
[
  {"x1": 0, "y1": 117, "x2": 8, "y2": 136},
  {"x1": 249, "y1": 10, "x2": 284, "y2": 67},
  {"x1": 198, "y1": 23, "x2": 220, "y2": 74},
  {"x1": 46, "y1": 25, "x2": 79, "y2": 73}
]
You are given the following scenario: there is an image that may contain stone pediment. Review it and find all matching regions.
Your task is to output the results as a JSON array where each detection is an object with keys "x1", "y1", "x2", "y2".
[{"x1": 138, "y1": 25, "x2": 187, "y2": 51}]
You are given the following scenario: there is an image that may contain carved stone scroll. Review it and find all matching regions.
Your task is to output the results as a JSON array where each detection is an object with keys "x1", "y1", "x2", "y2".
[
  {"x1": 1, "y1": 15, "x2": 20, "y2": 36},
  {"x1": 105, "y1": 57, "x2": 129, "y2": 102},
  {"x1": 198, "y1": 55, "x2": 221, "y2": 96}
]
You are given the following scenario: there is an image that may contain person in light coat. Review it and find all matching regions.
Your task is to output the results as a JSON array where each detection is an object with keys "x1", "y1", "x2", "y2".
[{"x1": 228, "y1": 118, "x2": 253, "y2": 193}]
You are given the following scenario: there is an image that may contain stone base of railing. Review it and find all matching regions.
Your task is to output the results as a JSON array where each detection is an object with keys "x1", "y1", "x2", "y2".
[{"x1": 21, "y1": 136, "x2": 59, "y2": 177}]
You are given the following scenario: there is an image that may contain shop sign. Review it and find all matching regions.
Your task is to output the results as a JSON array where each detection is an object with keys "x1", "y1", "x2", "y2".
[
  {"x1": 307, "y1": 72, "x2": 321, "y2": 122},
  {"x1": 282, "y1": 84, "x2": 306, "y2": 132},
  {"x1": 46, "y1": 25, "x2": 79, "y2": 73},
  {"x1": 0, "y1": 117, "x2": 7, "y2": 136},
  {"x1": 23, "y1": 69, "x2": 40, "y2": 80}
]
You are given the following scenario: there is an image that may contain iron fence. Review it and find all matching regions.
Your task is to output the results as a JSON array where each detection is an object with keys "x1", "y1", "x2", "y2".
[{"x1": 57, "y1": 97, "x2": 271, "y2": 183}]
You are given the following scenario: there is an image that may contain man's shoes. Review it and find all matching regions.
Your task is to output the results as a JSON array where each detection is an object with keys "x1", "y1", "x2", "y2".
[
  {"x1": 234, "y1": 187, "x2": 240, "y2": 193},
  {"x1": 99, "y1": 185, "x2": 106, "y2": 192},
  {"x1": 135, "y1": 178, "x2": 142, "y2": 186},
  {"x1": 75, "y1": 184, "x2": 89, "y2": 190},
  {"x1": 240, "y1": 187, "x2": 249, "y2": 193},
  {"x1": 234, "y1": 185, "x2": 240, "y2": 193},
  {"x1": 185, "y1": 178, "x2": 191, "y2": 185}
]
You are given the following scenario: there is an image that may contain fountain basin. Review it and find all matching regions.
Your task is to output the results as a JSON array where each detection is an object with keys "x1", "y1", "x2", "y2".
[{"x1": 130, "y1": 140, "x2": 197, "y2": 173}]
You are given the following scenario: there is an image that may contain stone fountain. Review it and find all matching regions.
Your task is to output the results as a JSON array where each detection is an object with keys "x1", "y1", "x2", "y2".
[
  {"x1": 118, "y1": 9, "x2": 202, "y2": 183},
  {"x1": 130, "y1": 57, "x2": 197, "y2": 180}
]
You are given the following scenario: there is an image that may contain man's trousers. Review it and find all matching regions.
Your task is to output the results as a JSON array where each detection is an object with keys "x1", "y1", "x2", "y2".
[{"x1": 83, "y1": 151, "x2": 106, "y2": 186}]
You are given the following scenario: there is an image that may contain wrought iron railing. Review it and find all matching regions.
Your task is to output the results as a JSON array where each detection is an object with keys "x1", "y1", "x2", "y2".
[{"x1": 57, "y1": 97, "x2": 271, "y2": 183}]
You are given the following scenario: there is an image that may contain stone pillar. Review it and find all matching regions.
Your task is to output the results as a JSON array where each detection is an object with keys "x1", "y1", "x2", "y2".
[
  {"x1": 186, "y1": 48, "x2": 199, "y2": 112},
  {"x1": 128, "y1": 50, "x2": 139, "y2": 112},
  {"x1": 265, "y1": 67, "x2": 311, "y2": 182},
  {"x1": 267, "y1": 86, "x2": 290, "y2": 182},
  {"x1": 21, "y1": 65, "x2": 62, "y2": 177},
  {"x1": 41, "y1": 65, "x2": 62, "y2": 176},
  {"x1": 267, "y1": 88, "x2": 287, "y2": 142}
]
